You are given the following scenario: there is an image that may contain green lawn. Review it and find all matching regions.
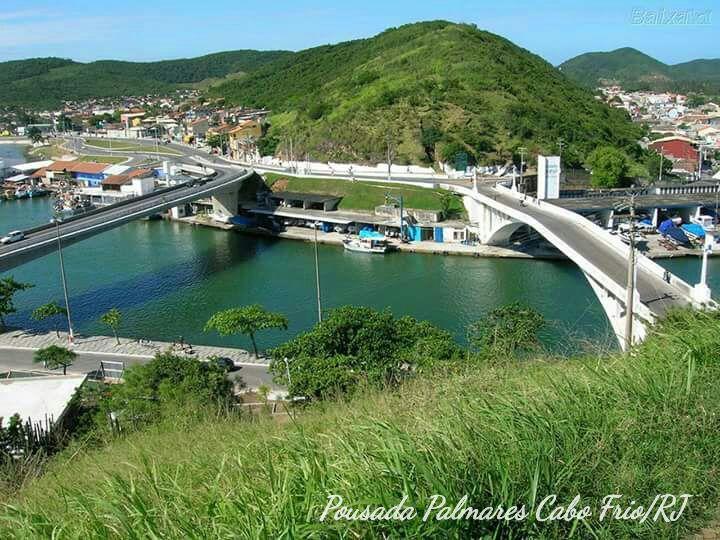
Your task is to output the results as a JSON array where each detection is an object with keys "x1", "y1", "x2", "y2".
[
  {"x1": 84, "y1": 138, "x2": 181, "y2": 156},
  {"x1": 264, "y1": 173, "x2": 466, "y2": 216},
  {"x1": 77, "y1": 154, "x2": 128, "y2": 164}
]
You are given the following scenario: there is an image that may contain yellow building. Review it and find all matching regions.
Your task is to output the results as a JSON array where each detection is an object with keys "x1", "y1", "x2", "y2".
[{"x1": 228, "y1": 120, "x2": 262, "y2": 161}]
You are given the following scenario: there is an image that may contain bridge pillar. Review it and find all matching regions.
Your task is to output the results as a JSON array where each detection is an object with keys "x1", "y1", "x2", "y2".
[
  {"x1": 211, "y1": 189, "x2": 239, "y2": 218},
  {"x1": 585, "y1": 274, "x2": 649, "y2": 350},
  {"x1": 462, "y1": 196, "x2": 522, "y2": 245}
]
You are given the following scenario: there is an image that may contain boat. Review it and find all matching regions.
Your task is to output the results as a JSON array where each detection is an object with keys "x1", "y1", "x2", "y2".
[
  {"x1": 343, "y1": 230, "x2": 389, "y2": 254},
  {"x1": 619, "y1": 230, "x2": 645, "y2": 245},
  {"x1": 665, "y1": 227, "x2": 692, "y2": 247},
  {"x1": 681, "y1": 223, "x2": 705, "y2": 241},
  {"x1": 14, "y1": 186, "x2": 28, "y2": 199}
]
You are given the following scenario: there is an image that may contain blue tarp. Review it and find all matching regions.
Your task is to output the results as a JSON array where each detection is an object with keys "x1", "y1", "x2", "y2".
[
  {"x1": 359, "y1": 229, "x2": 385, "y2": 240},
  {"x1": 666, "y1": 227, "x2": 691, "y2": 246},
  {"x1": 681, "y1": 223, "x2": 705, "y2": 239},
  {"x1": 658, "y1": 219, "x2": 675, "y2": 234}
]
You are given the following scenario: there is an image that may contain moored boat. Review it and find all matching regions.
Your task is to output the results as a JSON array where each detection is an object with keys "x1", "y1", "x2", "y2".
[{"x1": 343, "y1": 230, "x2": 389, "y2": 254}]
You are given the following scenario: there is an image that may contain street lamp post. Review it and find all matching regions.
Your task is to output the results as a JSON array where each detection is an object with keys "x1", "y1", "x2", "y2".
[
  {"x1": 313, "y1": 226, "x2": 322, "y2": 323},
  {"x1": 52, "y1": 218, "x2": 74, "y2": 344},
  {"x1": 518, "y1": 147, "x2": 527, "y2": 194}
]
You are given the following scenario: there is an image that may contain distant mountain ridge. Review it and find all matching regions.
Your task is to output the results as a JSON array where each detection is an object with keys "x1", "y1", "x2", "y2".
[
  {"x1": 0, "y1": 50, "x2": 292, "y2": 108},
  {"x1": 559, "y1": 47, "x2": 720, "y2": 93}
]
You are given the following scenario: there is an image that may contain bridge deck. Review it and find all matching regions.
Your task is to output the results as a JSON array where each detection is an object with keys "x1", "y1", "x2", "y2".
[
  {"x1": 478, "y1": 186, "x2": 693, "y2": 318},
  {"x1": 0, "y1": 166, "x2": 252, "y2": 273}
]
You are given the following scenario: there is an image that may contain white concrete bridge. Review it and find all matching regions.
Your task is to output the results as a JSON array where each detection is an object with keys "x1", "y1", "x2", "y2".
[{"x1": 444, "y1": 181, "x2": 713, "y2": 348}]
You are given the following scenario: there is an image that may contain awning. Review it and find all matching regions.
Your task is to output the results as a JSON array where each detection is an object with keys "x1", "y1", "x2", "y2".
[{"x1": 4, "y1": 173, "x2": 29, "y2": 183}]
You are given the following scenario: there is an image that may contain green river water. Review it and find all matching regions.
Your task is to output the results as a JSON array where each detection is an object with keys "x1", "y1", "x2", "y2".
[{"x1": 0, "y1": 145, "x2": 712, "y2": 353}]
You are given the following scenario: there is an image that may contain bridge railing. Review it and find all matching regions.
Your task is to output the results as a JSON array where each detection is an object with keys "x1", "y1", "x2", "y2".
[
  {"x1": 490, "y1": 184, "x2": 697, "y2": 301},
  {"x1": 21, "y1": 181, "x2": 196, "y2": 236}
]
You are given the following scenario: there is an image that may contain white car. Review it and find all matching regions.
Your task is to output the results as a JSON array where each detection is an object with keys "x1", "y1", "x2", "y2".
[{"x1": 0, "y1": 230, "x2": 24, "y2": 244}]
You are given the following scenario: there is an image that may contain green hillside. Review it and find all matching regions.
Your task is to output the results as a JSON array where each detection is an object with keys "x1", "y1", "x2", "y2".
[
  {"x1": 1, "y1": 310, "x2": 720, "y2": 537},
  {"x1": 0, "y1": 50, "x2": 292, "y2": 108},
  {"x1": 210, "y1": 21, "x2": 643, "y2": 167},
  {"x1": 559, "y1": 47, "x2": 720, "y2": 93}
]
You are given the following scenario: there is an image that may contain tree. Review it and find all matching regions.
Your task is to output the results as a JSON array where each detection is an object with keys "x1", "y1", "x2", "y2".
[
  {"x1": 100, "y1": 308, "x2": 122, "y2": 345},
  {"x1": 467, "y1": 303, "x2": 545, "y2": 360},
  {"x1": 645, "y1": 151, "x2": 673, "y2": 181},
  {"x1": 31, "y1": 302, "x2": 67, "y2": 338},
  {"x1": 97, "y1": 352, "x2": 234, "y2": 433},
  {"x1": 27, "y1": 126, "x2": 42, "y2": 144},
  {"x1": 586, "y1": 146, "x2": 630, "y2": 188},
  {"x1": 205, "y1": 305, "x2": 288, "y2": 358},
  {"x1": 0, "y1": 277, "x2": 33, "y2": 330},
  {"x1": 270, "y1": 306, "x2": 460, "y2": 400},
  {"x1": 34, "y1": 345, "x2": 76, "y2": 375}
]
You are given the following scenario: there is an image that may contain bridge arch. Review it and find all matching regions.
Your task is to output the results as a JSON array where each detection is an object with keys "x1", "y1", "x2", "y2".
[{"x1": 485, "y1": 222, "x2": 527, "y2": 246}]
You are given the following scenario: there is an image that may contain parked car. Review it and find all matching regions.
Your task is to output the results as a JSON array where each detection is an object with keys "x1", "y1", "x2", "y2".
[
  {"x1": 0, "y1": 230, "x2": 24, "y2": 244},
  {"x1": 211, "y1": 356, "x2": 237, "y2": 372}
]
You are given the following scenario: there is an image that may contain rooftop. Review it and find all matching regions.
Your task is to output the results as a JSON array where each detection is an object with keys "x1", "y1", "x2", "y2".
[
  {"x1": 0, "y1": 374, "x2": 86, "y2": 426},
  {"x1": 269, "y1": 191, "x2": 342, "y2": 204}
]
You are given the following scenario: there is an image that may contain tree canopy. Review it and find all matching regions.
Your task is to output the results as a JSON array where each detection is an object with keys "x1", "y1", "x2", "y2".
[
  {"x1": 205, "y1": 305, "x2": 288, "y2": 358},
  {"x1": 269, "y1": 305, "x2": 460, "y2": 400},
  {"x1": 586, "y1": 146, "x2": 631, "y2": 188}
]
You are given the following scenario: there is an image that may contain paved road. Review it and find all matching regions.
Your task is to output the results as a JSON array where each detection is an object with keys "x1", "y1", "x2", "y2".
[
  {"x1": 0, "y1": 348, "x2": 279, "y2": 389},
  {"x1": 478, "y1": 186, "x2": 691, "y2": 317},
  {"x1": 0, "y1": 161, "x2": 252, "y2": 272}
]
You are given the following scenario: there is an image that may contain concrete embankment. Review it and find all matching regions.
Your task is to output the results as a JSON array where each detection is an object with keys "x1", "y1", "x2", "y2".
[
  {"x1": 0, "y1": 329, "x2": 265, "y2": 365},
  {"x1": 174, "y1": 216, "x2": 565, "y2": 260}
]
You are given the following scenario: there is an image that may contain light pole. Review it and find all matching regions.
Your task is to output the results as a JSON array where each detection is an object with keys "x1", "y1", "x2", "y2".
[
  {"x1": 313, "y1": 226, "x2": 322, "y2": 323},
  {"x1": 615, "y1": 189, "x2": 637, "y2": 351},
  {"x1": 518, "y1": 147, "x2": 527, "y2": 194},
  {"x1": 52, "y1": 217, "x2": 74, "y2": 344}
]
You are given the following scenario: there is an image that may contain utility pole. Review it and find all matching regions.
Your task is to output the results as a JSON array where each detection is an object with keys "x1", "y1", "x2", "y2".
[
  {"x1": 620, "y1": 189, "x2": 637, "y2": 351},
  {"x1": 518, "y1": 147, "x2": 527, "y2": 194},
  {"x1": 557, "y1": 138, "x2": 565, "y2": 183},
  {"x1": 658, "y1": 151, "x2": 663, "y2": 184},
  {"x1": 53, "y1": 217, "x2": 74, "y2": 344},
  {"x1": 313, "y1": 226, "x2": 322, "y2": 323}
]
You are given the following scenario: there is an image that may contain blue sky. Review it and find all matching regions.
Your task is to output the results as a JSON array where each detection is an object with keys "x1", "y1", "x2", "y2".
[{"x1": 1, "y1": 0, "x2": 717, "y2": 65}]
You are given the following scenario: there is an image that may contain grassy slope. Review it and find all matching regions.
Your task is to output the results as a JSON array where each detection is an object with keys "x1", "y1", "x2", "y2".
[
  {"x1": 212, "y1": 21, "x2": 642, "y2": 167},
  {"x1": 264, "y1": 172, "x2": 465, "y2": 214},
  {"x1": 0, "y1": 50, "x2": 292, "y2": 108},
  {"x1": 2, "y1": 311, "x2": 720, "y2": 538}
]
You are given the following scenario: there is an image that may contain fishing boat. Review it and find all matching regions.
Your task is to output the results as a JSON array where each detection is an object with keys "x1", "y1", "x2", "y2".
[{"x1": 343, "y1": 230, "x2": 389, "y2": 254}]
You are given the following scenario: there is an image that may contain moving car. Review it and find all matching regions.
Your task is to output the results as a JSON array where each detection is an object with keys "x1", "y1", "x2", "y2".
[{"x1": 0, "y1": 230, "x2": 24, "y2": 244}]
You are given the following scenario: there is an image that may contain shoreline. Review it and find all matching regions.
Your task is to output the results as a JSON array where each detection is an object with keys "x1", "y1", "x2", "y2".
[{"x1": 173, "y1": 215, "x2": 711, "y2": 261}]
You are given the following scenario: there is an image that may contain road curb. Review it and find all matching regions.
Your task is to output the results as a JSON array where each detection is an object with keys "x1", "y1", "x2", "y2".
[{"x1": 0, "y1": 345, "x2": 272, "y2": 367}]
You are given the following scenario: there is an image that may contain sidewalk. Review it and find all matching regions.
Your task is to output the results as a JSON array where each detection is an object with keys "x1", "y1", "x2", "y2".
[{"x1": 0, "y1": 329, "x2": 267, "y2": 365}]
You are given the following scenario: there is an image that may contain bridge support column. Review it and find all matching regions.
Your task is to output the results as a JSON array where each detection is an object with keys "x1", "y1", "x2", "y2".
[
  {"x1": 585, "y1": 273, "x2": 649, "y2": 350},
  {"x1": 211, "y1": 189, "x2": 239, "y2": 218},
  {"x1": 463, "y1": 196, "x2": 522, "y2": 245}
]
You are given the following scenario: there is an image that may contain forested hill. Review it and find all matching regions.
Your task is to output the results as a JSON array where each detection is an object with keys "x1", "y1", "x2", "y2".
[
  {"x1": 0, "y1": 50, "x2": 291, "y2": 108},
  {"x1": 210, "y1": 21, "x2": 643, "y2": 167},
  {"x1": 559, "y1": 47, "x2": 720, "y2": 93}
]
